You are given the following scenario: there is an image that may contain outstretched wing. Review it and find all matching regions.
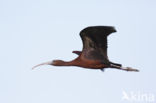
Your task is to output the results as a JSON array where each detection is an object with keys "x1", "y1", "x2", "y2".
[{"x1": 80, "y1": 26, "x2": 116, "y2": 63}]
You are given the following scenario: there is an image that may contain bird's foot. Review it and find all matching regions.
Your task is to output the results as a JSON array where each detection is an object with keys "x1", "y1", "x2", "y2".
[{"x1": 122, "y1": 67, "x2": 139, "y2": 72}]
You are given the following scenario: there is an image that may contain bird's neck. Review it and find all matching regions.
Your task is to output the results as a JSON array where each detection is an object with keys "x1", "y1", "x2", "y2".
[
  {"x1": 53, "y1": 60, "x2": 78, "y2": 66},
  {"x1": 60, "y1": 61, "x2": 74, "y2": 66}
]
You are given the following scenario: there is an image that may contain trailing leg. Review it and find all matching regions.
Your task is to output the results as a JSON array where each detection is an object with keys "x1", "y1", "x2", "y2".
[{"x1": 110, "y1": 64, "x2": 139, "y2": 72}]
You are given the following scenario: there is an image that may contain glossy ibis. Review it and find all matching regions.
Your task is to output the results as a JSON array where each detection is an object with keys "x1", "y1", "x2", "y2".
[{"x1": 33, "y1": 26, "x2": 139, "y2": 72}]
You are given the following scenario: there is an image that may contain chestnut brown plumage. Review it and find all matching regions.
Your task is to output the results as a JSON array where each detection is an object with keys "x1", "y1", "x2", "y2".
[{"x1": 32, "y1": 26, "x2": 139, "y2": 72}]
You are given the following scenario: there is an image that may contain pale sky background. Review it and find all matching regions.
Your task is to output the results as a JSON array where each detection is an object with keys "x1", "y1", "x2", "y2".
[{"x1": 0, "y1": 0, "x2": 156, "y2": 103}]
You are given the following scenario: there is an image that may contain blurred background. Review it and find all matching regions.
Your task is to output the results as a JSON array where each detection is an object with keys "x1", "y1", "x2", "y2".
[{"x1": 0, "y1": 0, "x2": 156, "y2": 103}]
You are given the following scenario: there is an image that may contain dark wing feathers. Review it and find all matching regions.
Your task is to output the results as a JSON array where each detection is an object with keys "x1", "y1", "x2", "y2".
[{"x1": 80, "y1": 26, "x2": 116, "y2": 62}]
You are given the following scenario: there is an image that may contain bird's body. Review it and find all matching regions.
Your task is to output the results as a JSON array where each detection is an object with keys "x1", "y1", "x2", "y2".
[{"x1": 33, "y1": 26, "x2": 139, "y2": 72}]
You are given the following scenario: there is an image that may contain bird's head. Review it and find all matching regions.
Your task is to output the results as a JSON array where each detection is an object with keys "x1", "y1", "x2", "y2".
[
  {"x1": 32, "y1": 60, "x2": 65, "y2": 69},
  {"x1": 51, "y1": 60, "x2": 65, "y2": 66}
]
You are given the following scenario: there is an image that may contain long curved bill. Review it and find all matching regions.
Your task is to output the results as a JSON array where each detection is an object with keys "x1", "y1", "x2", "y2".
[{"x1": 32, "y1": 61, "x2": 52, "y2": 69}]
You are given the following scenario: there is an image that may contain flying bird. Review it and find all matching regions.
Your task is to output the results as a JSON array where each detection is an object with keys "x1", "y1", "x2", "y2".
[{"x1": 33, "y1": 26, "x2": 139, "y2": 72}]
